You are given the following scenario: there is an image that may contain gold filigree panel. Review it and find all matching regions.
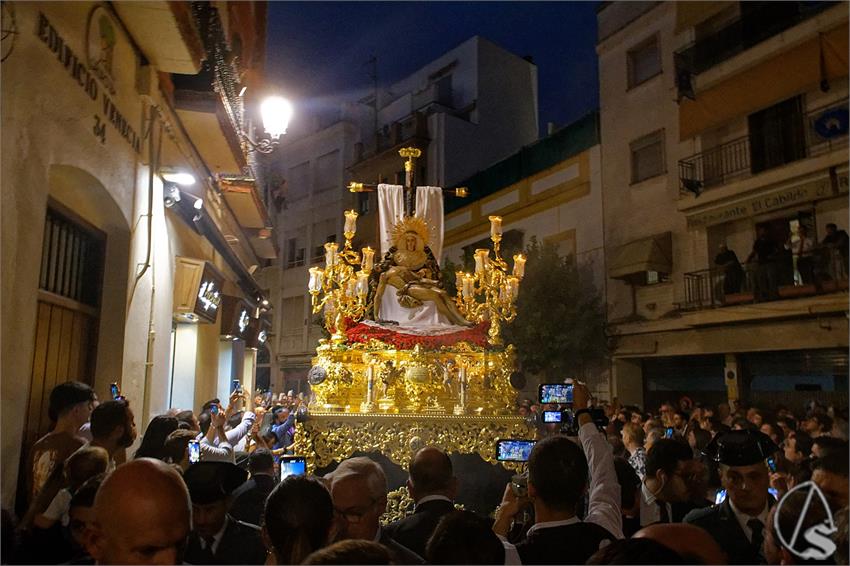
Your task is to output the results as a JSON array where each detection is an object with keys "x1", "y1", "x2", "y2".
[{"x1": 291, "y1": 414, "x2": 534, "y2": 474}]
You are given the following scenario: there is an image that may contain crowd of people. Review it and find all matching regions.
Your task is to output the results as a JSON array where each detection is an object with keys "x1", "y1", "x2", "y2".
[
  {"x1": 2, "y1": 379, "x2": 848, "y2": 565},
  {"x1": 712, "y1": 222, "x2": 849, "y2": 302}
]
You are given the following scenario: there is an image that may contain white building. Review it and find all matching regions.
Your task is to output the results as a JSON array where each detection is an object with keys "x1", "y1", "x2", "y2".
[{"x1": 597, "y1": 2, "x2": 848, "y2": 409}]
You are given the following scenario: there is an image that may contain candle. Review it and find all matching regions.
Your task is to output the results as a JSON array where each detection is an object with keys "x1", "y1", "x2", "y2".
[
  {"x1": 507, "y1": 276, "x2": 519, "y2": 300},
  {"x1": 361, "y1": 246, "x2": 375, "y2": 272},
  {"x1": 356, "y1": 272, "x2": 369, "y2": 299},
  {"x1": 324, "y1": 242, "x2": 338, "y2": 267},
  {"x1": 474, "y1": 249, "x2": 490, "y2": 275},
  {"x1": 462, "y1": 274, "x2": 475, "y2": 299},
  {"x1": 345, "y1": 278, "x2": 357, "y2": 297},
  {"x1": 344, "y1": 210, "x2": 358, "y2": 235},
  {"x1": 513, "y1": 254, "x2": 526, "y2": 278},
  {"x1": 489, "y1": 215, "x2": 503, "y2": 238},
  {"x1": 455, "y1": 271, "x2": 464, "y2": 292},
  {"x1": 308, "y1": 267, "x2": 325, "y2": 292}
]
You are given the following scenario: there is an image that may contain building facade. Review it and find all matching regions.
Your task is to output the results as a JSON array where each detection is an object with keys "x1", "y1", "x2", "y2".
[
  {"x1": 1, "y1": 1, "x2": 275, "y2": 509},
  {"x1": 598, "y1": 2, "x2": 849, "y2": 409},
  {"x1": 271, "y1": 36, "x2": 540, "y2": 390},
  {"x1": 270, "y1": 117, "x2": 360, "y2": 392}
]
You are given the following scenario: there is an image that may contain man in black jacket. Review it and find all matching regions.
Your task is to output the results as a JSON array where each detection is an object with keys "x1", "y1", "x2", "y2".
[
  {"x1": 684, "y1": 430, "x2": 779, "y2": 565},
  {"x1": 182, "y1": 461, "x2": 267, "y2": 565},
  {"x1": 229, "y1": 449, "x2": 276, "y2": 526},
  {"x1": 493, "y1": 382, "x2": 622, "y2": 564},
  {"x1": 384, "y1": 446, "x2": 457, "y2": 557}
]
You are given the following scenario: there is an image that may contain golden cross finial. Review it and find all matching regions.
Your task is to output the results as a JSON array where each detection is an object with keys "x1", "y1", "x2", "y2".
[{"x1": 346, "y1": 146, "x2": 467, "y2": 209}]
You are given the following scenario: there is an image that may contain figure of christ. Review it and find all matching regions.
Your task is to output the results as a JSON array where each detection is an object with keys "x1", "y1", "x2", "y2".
[{"x1": 371, "y1": 219, "x2": 473, "y2": 327}]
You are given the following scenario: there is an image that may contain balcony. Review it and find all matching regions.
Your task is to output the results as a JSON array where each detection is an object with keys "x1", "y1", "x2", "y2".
[
  {"x1": 679, "y1": 98, "x2": 848, "y2": 194},
  {"x1": 674, "y1": 1, "x2": 835, "y2": 96},
  {"x1": 681, "y1": 247, "x2": 847, "y2": 311},
  {"x1": 171, "y1": 2, "x2": 248, "y2": 173},
  {"x1": 353, "y1": 111, "x2": 429, "y2": 164}
]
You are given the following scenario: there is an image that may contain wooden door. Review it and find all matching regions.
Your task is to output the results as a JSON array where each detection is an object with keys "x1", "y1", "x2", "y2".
[{"x1": 16, "y1": 204, "x2": 103, "y2": 513}]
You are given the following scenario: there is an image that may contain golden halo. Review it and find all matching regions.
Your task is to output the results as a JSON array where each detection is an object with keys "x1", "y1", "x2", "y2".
[{"x1": 390, "y1": 216, "x2": 432, "y2": 248}]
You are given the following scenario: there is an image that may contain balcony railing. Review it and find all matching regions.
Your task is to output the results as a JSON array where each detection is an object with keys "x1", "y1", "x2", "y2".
[
  {"x1": 191, "y1": 2, "x2": 245, "y2": 141},
  {"x1": 679, "y1": 98, "x2": 849, "y2": 194},
  {"x1": 674, "y1": 1, "x2": 835, "y2": 96},
  {"x1": 682, "y1": 247, "x2": 848, "y2": 311}
]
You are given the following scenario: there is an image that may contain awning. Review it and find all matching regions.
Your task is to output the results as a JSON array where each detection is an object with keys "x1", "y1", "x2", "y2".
[{"x1": 608, "y1": 232, "x2": 673, "y2": 280}]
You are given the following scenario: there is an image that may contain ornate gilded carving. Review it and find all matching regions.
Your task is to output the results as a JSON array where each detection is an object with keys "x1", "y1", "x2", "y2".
[
  {"x1": 380, "y1": 486, "x2": 465, "y2": 526},
  {"x1": 291, "y1": 413, "x2": 533, "y2": 474}
]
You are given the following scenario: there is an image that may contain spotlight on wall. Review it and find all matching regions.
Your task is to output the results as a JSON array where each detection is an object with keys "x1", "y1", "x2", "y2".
[{"x1": 164, "y1": 185, "x2": 181, "y2": 208}]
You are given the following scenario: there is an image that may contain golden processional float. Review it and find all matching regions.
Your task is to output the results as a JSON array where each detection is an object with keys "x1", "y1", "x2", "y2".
[{"x1": 291, "y1": 147, "x2": 533, "y2": 474}]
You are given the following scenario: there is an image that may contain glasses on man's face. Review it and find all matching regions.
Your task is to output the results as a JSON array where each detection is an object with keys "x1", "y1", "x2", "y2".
[{"x1": 333, "y1": 498, "x2": 377, "y2": 524}]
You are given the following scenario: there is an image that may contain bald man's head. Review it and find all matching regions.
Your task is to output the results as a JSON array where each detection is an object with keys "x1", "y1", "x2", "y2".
[
  {"x1": 407, "y1": 446, "x2": 457, "y2": 502},
  {"x1": 634, "y1": 523, "x2": 726, "y2": 565},
  {"x1": 87, "y1": 458, "x2": 191, "y2": 565}
]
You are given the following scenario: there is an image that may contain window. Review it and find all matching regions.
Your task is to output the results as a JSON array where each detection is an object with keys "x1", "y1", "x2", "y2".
[
  {"x1": 286, "y1": 237, "x2": 305, "y2": 268},
  {"x1": 630, "y1": 130, "x2": 666, "y2": 183},
  {"x1": 287, "y1": 162, "x2": 310, "y2": 201},
  {"x1": 315, "y1": 150, "x2": 340, "y2": 193},
  {"x1": 748, "y1": 96, "x2": 805, "y2": 174},
  {"x1": 357, "y1": 192, "x2": 371, "y2": 215},
  {"x1": 627, "y1": 36, "x2": 661, "y2": 89}
]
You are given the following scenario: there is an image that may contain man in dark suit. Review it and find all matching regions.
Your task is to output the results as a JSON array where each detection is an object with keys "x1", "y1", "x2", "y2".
[
  {"x1": 182, "y1": 461, "x2": 268, "y2": 565},
  {"x1": 229, "y1": 449, "x2": 276, "y2": 526},
  {"x1": 384, "y1": 446, "x2": 458, "y2": 557},
  {"x1": 493, "y1": 382, "x2": 621, "y2": 564},
  {"x1": 326, "y1": 457, "x2": 424, "y2": 564},
  {"x1": 684, "y1": 430, "x2": 779, "y2": 565}
]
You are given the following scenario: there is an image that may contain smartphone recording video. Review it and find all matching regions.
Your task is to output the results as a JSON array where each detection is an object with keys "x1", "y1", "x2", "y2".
[
  {"x1": 542, "y1": 410, "x2": 562, "y2": 423},
  {"x1": 231, "y1": 380, "x2": 241, "y2": 394},
  {"x1": 664, "y1": 427, "x2": 674, "y2": 438},
  {"x1": 280, "y1": 456, "x2": 307, "y2": 480},
  {"x1": 496, "y1": 439, "x2": 536, "y2": 462},
  {"x1": 538, "y1": 383, "x2": 574, "y2": 404},
  {"x1": 110, "y1": 382, "x2": 121, "y2": 400},
  {"x1": 188, "y1": 440, "x2": 200, "y2": 464},
  {"x1": 767, "y1": 456, "x2": 777, "y2": 473}
]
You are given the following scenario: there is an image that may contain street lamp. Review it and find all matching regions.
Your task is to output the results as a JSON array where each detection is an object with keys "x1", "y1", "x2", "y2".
[{"x1": 243, "y1": 95, "x2": 293, "y2": 154}]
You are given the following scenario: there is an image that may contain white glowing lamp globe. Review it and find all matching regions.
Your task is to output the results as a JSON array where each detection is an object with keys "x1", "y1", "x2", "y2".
[{"x1": 260, "y1": 96, "x2": 293, "y2": 140}]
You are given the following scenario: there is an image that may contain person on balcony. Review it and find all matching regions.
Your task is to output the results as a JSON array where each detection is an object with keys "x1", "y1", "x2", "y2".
[
  {"x1": 714, "y1": 244, "x2": 743, "y2": 296},
  {"x1": 746, "y1": 226, "x2": 779, "y2": 302},
  {"x1": 821, "y1": 223, "x2": 849, "y2": 279},
  {"x1": 785, "y1": 225, "x2": 816, "y2": 288}
]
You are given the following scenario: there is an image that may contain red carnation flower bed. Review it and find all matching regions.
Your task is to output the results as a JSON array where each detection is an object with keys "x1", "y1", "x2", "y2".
[{"x1": 345, "y1": 321, "x2": 491, "y2": 350}]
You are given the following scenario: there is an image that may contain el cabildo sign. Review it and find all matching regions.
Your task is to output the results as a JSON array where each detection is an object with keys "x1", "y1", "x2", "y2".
[
  {"x1": 687, "y1": 172, "x2": 849, "y2": 228},
  {"x1": 35, "y1": 10, "x2": 141, "y2": 153}
]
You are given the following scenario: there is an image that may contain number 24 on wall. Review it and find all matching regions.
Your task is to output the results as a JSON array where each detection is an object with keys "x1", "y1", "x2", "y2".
[{"x1": 92, "y1": 115, "x2": 106, "y2": 145}]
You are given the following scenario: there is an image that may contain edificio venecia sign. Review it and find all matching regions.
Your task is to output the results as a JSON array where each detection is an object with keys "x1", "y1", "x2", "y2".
[{"x1": 35, "y1": 11, "x2": 141, "y2": 153}]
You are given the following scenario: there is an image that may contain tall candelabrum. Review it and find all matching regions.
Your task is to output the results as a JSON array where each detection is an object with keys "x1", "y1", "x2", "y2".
[
  {"x1": 455, "y1": 215, "x2": 526, "y2": 346},
  {"x1": 307, "y1": 210, "x2": 376, "y2": 345}
]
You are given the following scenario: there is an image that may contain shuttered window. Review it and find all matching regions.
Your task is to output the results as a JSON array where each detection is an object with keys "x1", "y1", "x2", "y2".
[{"x1": 39, "y1": 208, "x2": 104, "y2": 307}]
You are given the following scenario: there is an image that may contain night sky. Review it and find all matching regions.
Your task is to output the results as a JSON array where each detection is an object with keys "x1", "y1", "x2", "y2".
[{"x1": 264, "y1": 2, "x2": 600, "y2": 139}]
